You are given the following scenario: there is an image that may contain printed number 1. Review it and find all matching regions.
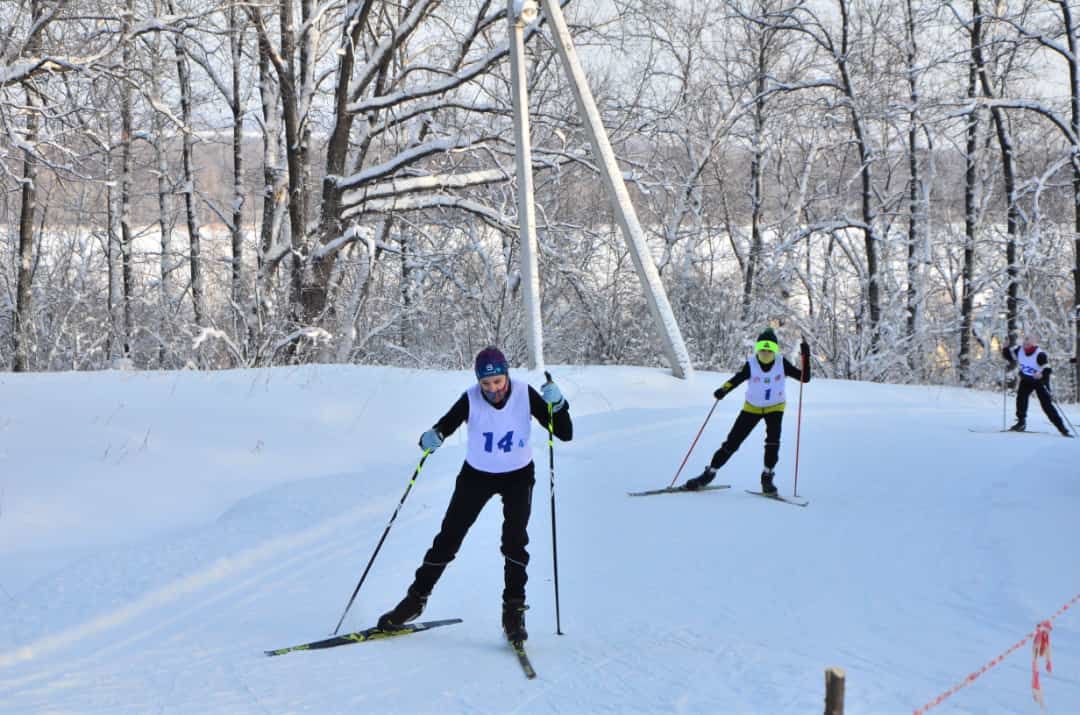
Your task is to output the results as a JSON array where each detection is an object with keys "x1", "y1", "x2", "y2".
[
  {"x1": 483, "y1": 431, "x2": 515, "y2": 453},
  {"x1": 765, "y1": 388, "x2": 771, "y2": 400}
]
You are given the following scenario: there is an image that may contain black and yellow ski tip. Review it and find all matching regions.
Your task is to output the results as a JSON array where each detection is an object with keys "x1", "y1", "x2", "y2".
[{"x1": 264, "y1": 618, "x2": 463, "y2": 657}]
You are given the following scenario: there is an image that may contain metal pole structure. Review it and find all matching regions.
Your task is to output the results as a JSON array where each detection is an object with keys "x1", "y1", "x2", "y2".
[
  {"x1": 538, "y1": 0, "x2": 693, "y2": 379},
  {"x1": 509, "y1": 0, "x2": 544, "y2": 371}
]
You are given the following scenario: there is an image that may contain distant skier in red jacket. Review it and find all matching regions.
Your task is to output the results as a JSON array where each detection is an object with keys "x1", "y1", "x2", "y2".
[{"x1": 1002, "y1": 335, "x2": 1071, "y2": 437}]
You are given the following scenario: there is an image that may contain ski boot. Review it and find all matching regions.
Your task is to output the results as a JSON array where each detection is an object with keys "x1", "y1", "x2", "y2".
[
  {"x1": 502, "y1": 598, "x2": 528, "y2": 643},
  {"x1": 1008, "y1": 421, "x2": 1026, "y2": 432},
  {"x1": 377, "y1": 589, "x2": 428, "y2": 630},
  {"x1": 760, "y1": 468, "x2": 778, "y2": 496},
  {"x1": 684, "y1": 466, "x2": 716, "y2": 491}
]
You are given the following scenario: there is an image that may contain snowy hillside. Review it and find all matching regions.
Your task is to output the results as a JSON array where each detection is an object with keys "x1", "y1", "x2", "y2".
[{"x1": 0, "y1": 365, "x2": 1077, "y2": 713}]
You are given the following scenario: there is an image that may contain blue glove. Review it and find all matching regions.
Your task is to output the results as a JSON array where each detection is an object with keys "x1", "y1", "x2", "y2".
[
  {"x1": 541, "y1": 381, "x2": 566, "y2": 412},
  {"x1": 419, "y1": 429, "x2": 443, "y2": 452}
]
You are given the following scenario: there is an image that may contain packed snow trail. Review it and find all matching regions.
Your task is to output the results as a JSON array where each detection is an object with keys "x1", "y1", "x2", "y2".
[{"x1": 0, "y1": 366, "x2": 1077, "y2": 712}]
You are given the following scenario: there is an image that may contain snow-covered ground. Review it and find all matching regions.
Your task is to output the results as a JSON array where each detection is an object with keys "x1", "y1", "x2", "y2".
[{"x1": 0, "y1": 364, "x2": 1077, "y2": 713}]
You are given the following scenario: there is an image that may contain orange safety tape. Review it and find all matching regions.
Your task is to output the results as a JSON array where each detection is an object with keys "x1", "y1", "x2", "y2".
[{"x1": 913, "y1": 592, "x2": 1080, "y2": 715}]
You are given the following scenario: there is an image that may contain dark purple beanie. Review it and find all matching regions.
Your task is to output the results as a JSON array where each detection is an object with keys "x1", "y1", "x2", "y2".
[{"x1": 475, "y1": 346, "x2": 509, "y2": 379}]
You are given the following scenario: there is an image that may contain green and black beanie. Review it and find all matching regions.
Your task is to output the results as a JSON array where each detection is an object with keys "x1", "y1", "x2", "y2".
[{"x1": 754, "y1": 328, "x2": 779, "y2": 354}]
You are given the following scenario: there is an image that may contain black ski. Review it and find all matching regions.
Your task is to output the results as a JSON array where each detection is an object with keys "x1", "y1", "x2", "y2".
[
  {"x1": 745, "y1": 490, "x2": 809, "y2": 507},
  {"x1": 510, "y1": 639, "x2": 537, "y2": 679},
  {"x1": 968, "y1": 428, "x2": 1048, "y2": 435},
  {"x1": 264, "y1": 618, "x2": 462, "y2": 657},
  {"x1": 628, "y1": 484, "x2": 732, "y2": 497}
]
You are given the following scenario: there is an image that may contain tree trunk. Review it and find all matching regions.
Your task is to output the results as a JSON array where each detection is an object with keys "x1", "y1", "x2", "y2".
[
  {"x1": 169, "y1": 0, "x2": 205, "y2": 328},
  {"x1": 743, "y1": 49, "x2": 767, "y2": 321},
  {"x1": 120, "y1": 0, "x2": 136, "y2": 360},
  {"x1": 255, "y1": 28, "x2": 286, "y2": 342},
  {"x1": 1062, "y1": 0, "x2": 1080, "y2": 400},
  {"x1": 309, "y1": 0, "x2": 386, "y2": 338},
  {"x1": 152, "y1": 6, "x2": 174, "y2": 368},
  {"x1": 959, "y1": 4, "x2": 981, "y2": 385},
  {"x1": 13, "y1": 95, "x2": 38, "y2": 372},
  {"x1": 837, "y1": 0, "x2": 880, "y2": 355},
  {"x1": 274, "y1": 0, "x2": 308, "y2": 326},
  {"x1": 973, "y1": 0, "x2": 1019, "y2": 346},
  {"x1": 12, "y1": 0, "x2": 44, "y2": 372},
  {"x1": 903, "y1": 0, "x2": 922, "y2": 364},
  {"x1": 106, "y1": 150, "x2": 121, "y2": 362},
  {"x1": 332, "y1": 219, "x2": 389, "y2": 363},
  {"x1": 230, "y1": 4, "x2": 246, "y2": 354}
]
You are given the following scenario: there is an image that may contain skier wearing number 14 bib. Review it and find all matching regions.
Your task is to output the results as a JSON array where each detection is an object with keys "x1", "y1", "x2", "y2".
[
  {"x1": 684, "y1": 328, "x2": 810, "y2": 496},
  {"x1": 377, "y1": 346, "x2": 573, "y2": 643}
]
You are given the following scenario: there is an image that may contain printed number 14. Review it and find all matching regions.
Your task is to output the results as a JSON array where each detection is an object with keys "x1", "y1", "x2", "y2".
[{"x1": 483, "y1": 431, "x2": 515, "y2": 453}]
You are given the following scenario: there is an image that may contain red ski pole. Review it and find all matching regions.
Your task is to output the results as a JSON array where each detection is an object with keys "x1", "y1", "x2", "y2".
[
  {"x1": 793, "y1": 337, "x2": 808, "y2": 497},
  {"x1": 667, "y1": 399, "x2": 720, "y2": 488}
]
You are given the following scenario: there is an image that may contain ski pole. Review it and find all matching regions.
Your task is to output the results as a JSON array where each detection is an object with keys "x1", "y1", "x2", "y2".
[
  {"x1": 332, "y1": 449, "x2": 432, "y2": 635},
  {"x1": 1051, "y1": 394, "x2": 1077, "y2": 436},
  {"x1": 544, "y1": 370, "x2": 564, "y2": 636},
  {"x1": 793, "y1": 336, "x2": 807, "y2": 498},
  {"x1": 1002, "y1": 365, "x2": 1008, "y2": 431},
  {"x1": 666, "y1": 399, "x2": 720, "y2": 488}
]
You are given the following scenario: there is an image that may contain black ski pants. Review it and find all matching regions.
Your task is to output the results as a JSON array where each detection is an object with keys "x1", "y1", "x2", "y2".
[
  {"x1": 1016, "y1": 378, "x2": 1065, "y2": 430},
  {"x1": 408, "y1": 463, "x2": 535, "y2": 604},
  {"x1": 710, "y1": 409, "x2": 784, "y2": 471}
]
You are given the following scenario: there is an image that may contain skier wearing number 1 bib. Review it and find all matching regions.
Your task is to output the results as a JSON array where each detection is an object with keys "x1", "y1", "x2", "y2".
[
  {"x1": 683, "y1": 328, "x2": 810, "y2": 495},
  {"x1": 377, "y1": 347, "x2": 573, "y2": 643}
]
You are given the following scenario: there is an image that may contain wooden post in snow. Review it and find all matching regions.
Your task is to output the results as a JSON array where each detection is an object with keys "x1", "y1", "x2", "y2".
[{"x1": 824, "y1": 667, "x2": 845, "y2": 715}]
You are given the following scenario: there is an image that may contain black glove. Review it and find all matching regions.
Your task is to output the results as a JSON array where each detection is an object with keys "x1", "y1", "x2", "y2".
[
  {"x1": 713, "y1": 386, "x2": 728, "y2": 400},
  {"x1": 800, "y1": 340, "x2": 810, "y2": 361}
]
